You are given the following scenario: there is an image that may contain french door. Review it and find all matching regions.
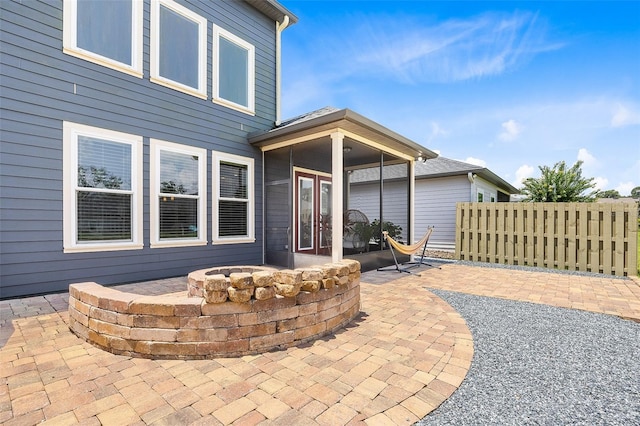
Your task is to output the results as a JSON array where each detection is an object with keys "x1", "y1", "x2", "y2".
[{"x1": 295, "y1": 169, "x2": 331, "y2": 255}]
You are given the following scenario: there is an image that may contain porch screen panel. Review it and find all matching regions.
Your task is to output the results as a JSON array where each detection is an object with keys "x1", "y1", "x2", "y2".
[{"x1": 264, "y1": 147, "x2": 291, "y2": 268}]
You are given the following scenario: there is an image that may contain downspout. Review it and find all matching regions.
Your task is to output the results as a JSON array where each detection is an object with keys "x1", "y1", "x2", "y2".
[
  {"x1": 275, "y1": 15, "x2": 290, "y2": 126},
  {"x1": 468, "y1": 172, "x2": 477, "y2": 201}
]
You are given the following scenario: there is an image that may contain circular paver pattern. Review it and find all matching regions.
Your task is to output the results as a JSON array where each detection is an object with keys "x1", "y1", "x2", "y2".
[{"x1": 0, "y1": 272, "x2": 473, "y2": 425}]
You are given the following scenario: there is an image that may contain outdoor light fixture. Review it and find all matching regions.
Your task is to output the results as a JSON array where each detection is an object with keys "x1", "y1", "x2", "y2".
[{"x1": 343, "y1": 146, "x2": 352, "y2": 153}]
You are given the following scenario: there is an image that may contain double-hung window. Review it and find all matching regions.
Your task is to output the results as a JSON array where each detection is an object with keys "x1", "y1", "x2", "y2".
[
  {"x1": 151, "y1": 0, "x2": 207, "y2": 98},
  {"x1": 63, "y1": 122, "x2": 143, "y2": 252},
  {"x1": 213, "y1": 26, "x2": 255, "y2": 114},
  {"x1": 150, "y1": 140, "x2": 207, "y2": 247},
  {"x1": 213, "y1": 152, "x2": 254, "y2": 243},
  {"x1": 63, "y1": 0, "x2": 143, "y2": 77}
]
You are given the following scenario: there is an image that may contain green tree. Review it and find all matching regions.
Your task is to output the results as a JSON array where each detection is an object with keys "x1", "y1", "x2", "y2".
[
  {"x1": 596, "y1": 189, "x2": 621, "y2": 199},
  {"x1": 520, "y1": 160, "x2": 598, "y2": 202},
  {"x1": 631, "y1": 186, "x2": 640, "y2": 199}
]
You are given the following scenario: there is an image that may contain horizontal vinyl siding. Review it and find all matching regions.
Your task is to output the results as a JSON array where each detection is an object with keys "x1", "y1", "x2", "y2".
[
  {"x1": 0, "y1": 0, "x2": 276, "y2": 298},
  {"x1": 349, "y1": 181, "x2": 410, "y2": 243},
  {"x1": 414, "y1": 176, "x2": 470, "y2": 250}
]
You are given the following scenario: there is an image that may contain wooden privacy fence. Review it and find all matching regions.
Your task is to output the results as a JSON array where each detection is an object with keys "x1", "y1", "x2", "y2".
[{"x1": 455, "y1": 202, "x2": 638, "y2": 277}]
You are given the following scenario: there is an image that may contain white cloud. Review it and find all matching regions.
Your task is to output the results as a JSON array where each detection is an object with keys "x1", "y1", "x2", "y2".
[
  {"x1": 514, "y1": 164, "x2": 535, "y2": 185},
  {"x1": 464, "y1": 157, "x2": 487, "y2": 167},
  {"x1": 498, "y1": 119, "x2": 522, "y2": 142},
  {"x1": 426, "y1": 121, "x2": 448, "y2": 144},
  {"x1": 432, "y1": 149, "x2": 442, "y2": 155},
  {"x1": 593, "y1": 176, "x2": 608, "y2": 191},
  {"x1": 345, "y1": 10, "x2": 562, "y2": 83},
  {"x1": 611, "y1": 104, "x2": 640, "y2": 128},
  {"x1": 615, "y1": 181, "x2": 636, "y2": 196},
  {"x1": 577, "y1": 148, "x2": 597, "y2": 168}
]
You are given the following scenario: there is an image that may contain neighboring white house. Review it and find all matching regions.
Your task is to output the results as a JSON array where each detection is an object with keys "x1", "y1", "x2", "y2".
[{"x1": 349, "y1": 157, "x2": 519, "y2": 251}]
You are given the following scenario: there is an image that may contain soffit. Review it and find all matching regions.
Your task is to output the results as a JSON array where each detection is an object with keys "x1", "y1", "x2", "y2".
[{"x1": 243, "y1": 0, "x2": 298, "y2": 24}]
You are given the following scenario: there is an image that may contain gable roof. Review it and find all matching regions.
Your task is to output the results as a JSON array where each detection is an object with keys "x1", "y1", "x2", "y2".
[
  {"x1": 244, "y1": 0, "x2": 298, "y2": 24},
  {"x1": 249, "y1": 106, "x2": 438, "y2": 162},
  {"x1": 350, "y1": 156, "x2": 520, "y2": 194}
]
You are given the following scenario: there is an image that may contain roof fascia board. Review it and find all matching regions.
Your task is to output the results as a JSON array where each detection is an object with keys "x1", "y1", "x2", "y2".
[
  {"x1": 243, "y1": 0, "x2": 298, "y2": 24},
  {"x1": 417, "y1": 168, "x2": 519, "y2": 194},
  {"x1": 256, "y1": 129, "x2": 336, "y2": 151},
  {"x1": 342, "y1": 109, "x2": 437, "y2": 159}
]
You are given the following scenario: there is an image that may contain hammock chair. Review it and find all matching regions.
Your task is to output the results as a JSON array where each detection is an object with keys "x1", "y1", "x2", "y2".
[{"x1": 377, "y1": 227, "x2": 434, "y2": 273}]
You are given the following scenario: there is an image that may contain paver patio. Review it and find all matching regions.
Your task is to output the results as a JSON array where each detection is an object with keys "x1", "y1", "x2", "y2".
[{"x1": 1, "y1": 263, "x2": 639, "y2": 425}]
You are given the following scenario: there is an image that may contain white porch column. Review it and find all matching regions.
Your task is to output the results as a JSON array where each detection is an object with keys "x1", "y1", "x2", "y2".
[
  {"x1": 331, "y1": 132, "x2": 344, "y2": 263},
  {"x1": 409, "y1": 160, "x2": 416, "y2": 260}
]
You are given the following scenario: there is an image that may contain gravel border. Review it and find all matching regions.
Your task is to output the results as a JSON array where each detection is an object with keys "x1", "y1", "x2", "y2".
[{"x1": 416, "y1": 290, "x2": 640, "y2": 425}]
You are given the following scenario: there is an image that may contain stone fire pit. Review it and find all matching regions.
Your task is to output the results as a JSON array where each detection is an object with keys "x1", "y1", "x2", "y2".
[{"x1": 68, "y1": 260, "x2": 361, "y2": 359}]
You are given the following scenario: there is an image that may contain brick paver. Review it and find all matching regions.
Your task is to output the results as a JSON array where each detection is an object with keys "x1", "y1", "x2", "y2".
[
  {"x1": 2, "y1": 264, "x2": 638, "y2": 424},
  {"x1": 417, "y1": 264, "x2": 640, "y2": 322},
  {"x1": 0, "y1": 270, "x2": 471, "y2": 425}
]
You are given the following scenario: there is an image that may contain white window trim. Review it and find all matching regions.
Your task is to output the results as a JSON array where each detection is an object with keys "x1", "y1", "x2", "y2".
[
  {"x1": 150, "y1": 0, "x2": 208, "y2": 99},
  {"x1": 62, "y1": 0, "x2": 143, "y2": 78},
  {"x1": 212, "y1": 25, "x2": 256, "y2": 115},
  {"x1": 212, "y1": 152, "x2": 255, "y2": 244},
  {"x1": 150, "y1": 139, "x2": 207, "y2": 248},
  {"x1": 63, "y1": 122, "x2": 143, "y2": 253}
]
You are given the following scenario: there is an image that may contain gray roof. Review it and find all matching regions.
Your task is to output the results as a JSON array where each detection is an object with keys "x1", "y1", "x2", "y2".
[
  {"x1": 350, "y1": 156, "x2": 519, "y2": 194},
  {"x1": 249, "y1": 106, "x2": 438, "y2": 161},
  {"x1": 276, "y1": 106, "x2": 341, "y2": 129}
]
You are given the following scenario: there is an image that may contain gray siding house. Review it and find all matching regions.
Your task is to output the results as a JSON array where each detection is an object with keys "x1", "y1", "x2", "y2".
[
  {"x1": 350, "y1": 157, "x2": 519, "y2": 251},
  {"x1": 1, "y1": 0, "x2": 297, "y2": 298},
  {"x1": 1, "y1": 1, "x2": 436, "y2": 298}
]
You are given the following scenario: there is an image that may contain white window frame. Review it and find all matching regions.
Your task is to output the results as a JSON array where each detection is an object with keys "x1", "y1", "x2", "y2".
[
  {"x1": 150, "y1": 139, "x2": 207, "y2": 248},
  {"x1": 212, "y1": 152, "x2": 255, "y2": 244},
  {"x1": 63, "y1": 0, "x2": 143, "y2": 77},
  {"x1": 150, "y1": 0, "x2": 208, "y2": 99},
  {"x1": 212, "y1": 25, "x2": 256, "y2": 115},
  {"x1": 63, "y1": 122, "x2": 143, "y2": 253}
]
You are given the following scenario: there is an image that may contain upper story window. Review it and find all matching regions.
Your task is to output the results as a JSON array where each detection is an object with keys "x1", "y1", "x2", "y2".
[
  {"x1": 150, "y1": 140, "x2": 207, "y2": 248},
  {"x1": 63, "y1": 122, "x2": 143, "y2": 253},
  {"x1": 151, "y1": 0, "x2": 207, "y2": 98},
  {"x1": 213, "y1": 26, "x2": 255, "y2": 114},
  {"x1": 63, "y1": 0, "x2": 143, "y2": 77},
  {"x1": 213, "y1": 152, "x2": 255, "y2": 244}
]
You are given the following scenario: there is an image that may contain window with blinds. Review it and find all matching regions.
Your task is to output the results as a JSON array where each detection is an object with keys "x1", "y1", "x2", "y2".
[
  {"x1": 213, "y1": 153, "x2": 254, "y2": 243},
  {"x1": 219, "y1": 161, "x2": 248, "y2": 237},
  {"x1": 64, "y1": 122, "x2": 142, "y2": 253},
  {"x1": 76, "y1": 137, "x2": 133, "y2": 242},
  {"x1": 151, "y1": 139, "x2": 207, "y2": 247},
  {"x1": 159, "y1": 150, "x2": 199, "y2": 239}
]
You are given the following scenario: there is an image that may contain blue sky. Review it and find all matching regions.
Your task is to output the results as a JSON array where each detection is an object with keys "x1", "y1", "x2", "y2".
[{"x1": 279, "y1": 1, "x2": 640, "y2": 195}]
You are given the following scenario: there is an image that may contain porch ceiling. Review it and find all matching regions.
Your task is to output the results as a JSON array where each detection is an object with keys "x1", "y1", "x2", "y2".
[{"x1": 248, "y1": 107, "x2": 438, "y2": 163}]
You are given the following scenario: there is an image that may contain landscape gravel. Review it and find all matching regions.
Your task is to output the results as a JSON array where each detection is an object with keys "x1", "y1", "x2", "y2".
[{"x1": 416, "y1": 289, "x2": 640, "y2": 426}]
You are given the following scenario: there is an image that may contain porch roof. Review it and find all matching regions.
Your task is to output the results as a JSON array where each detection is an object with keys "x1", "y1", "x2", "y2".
[{"x1": 248, "y1": 107, "x2": 438, "y2": 162}]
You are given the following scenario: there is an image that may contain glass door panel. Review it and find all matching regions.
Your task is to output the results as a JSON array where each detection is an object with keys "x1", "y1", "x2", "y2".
[
  {"x1": 297, "y1": 175, "x2": 314, "y2": 251},
  {"x1": 295, "y1": 170, "x2": 331, "y2": 255},
  {"x1": 319, "y1": 179, "x2": 332, "y2": 254}
]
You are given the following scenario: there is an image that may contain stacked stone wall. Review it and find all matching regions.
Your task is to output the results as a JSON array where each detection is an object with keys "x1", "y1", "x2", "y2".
[{"x1": 68, "y1": 260, "x2": 361, "y2": 359}]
